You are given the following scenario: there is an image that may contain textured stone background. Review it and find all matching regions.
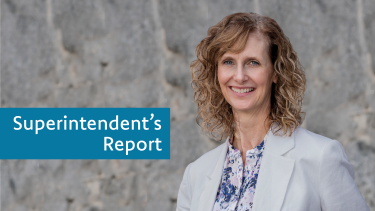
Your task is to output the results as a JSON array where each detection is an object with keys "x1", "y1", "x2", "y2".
[{"x1": 1, "y1": 0, "x2": 374, "y2": 210}]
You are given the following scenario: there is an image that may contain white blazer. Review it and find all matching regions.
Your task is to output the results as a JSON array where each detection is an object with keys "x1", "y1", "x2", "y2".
[{"x1": 176, "y1": 125, "x2": 369, "y2": 211}]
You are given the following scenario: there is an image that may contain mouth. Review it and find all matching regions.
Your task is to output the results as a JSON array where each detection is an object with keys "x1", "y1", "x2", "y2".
[{"x1": 229, "y1": 86, "x2": 256, "y2": 94}]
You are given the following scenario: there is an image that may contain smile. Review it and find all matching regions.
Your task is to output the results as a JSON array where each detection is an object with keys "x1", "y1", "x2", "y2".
[{"x1": 230, "y1": 86, "x2": 255, "y2": 94}]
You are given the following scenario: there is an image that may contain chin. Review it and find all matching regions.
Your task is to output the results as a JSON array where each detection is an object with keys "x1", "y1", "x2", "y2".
[{"x1": 232, "y1": 105, "x2": 253, "y2": 112}]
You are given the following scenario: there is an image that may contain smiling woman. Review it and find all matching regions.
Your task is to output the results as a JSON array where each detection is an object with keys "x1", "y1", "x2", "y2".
[
  {"x1": 176, "y1": 12, "x2": 369, "y2": 211},
  {"x1": 217, "y1": 32, "x2": 278, "y2": 156},
  {"x1": 189, "y1": 13, "x2": 306, "y2": 144}
]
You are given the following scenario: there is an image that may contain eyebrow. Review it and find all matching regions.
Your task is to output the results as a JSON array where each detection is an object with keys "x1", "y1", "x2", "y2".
[{"x1": 220, "y1": 55, "x2": 261, "y2": 62}]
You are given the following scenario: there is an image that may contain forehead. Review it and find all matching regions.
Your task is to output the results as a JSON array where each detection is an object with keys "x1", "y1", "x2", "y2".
[{"x1": 223, "y1": 32, "x2": 269, "y2": 59}]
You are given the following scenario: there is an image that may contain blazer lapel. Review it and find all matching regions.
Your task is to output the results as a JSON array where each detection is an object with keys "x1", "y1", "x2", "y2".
[
  {"x1": 252, "y1": 125, "x2": 296, "y2": 211},
  {"x1": 197, "y1": 137, "x2": 229, "y2": 211}
]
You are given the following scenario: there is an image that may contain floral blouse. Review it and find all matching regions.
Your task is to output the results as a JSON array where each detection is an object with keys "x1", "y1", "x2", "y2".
[{"x1": 212, "y1": 134, "x2": 267, "y2": 211}]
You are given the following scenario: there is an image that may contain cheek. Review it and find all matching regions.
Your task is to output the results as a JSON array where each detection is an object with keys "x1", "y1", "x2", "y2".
[
  {"x1": 217, "y1": 69, "x2": 229, "y2": 87},
  {"x1": 253, "y1": 70, "x2": 274, "y2": 87}
]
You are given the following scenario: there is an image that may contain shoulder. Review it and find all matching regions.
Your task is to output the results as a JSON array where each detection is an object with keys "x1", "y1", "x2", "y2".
[
  {"x1": 290, "y1": 127, "x2": 353, "y2": 177},
  {"x1": 285, "y1": 130, "x2": 368, "y2": 209},
  {"x1": 296, "y1": 127, "x2": 370, "y2": 210},
  {"x1": 288, "y1": 127, "x2": 356, "y2": 184},
  {"x1": 292, "y1": 126, "x2": 339, "y2": 154},
  {"x1": 190, "y1": 141, "x2": 226, "y2": 174},
  {"x1": 294, "y1": 126, "x2": 334, "y2": 145},
  {"x1": 185, "y1": 141, "x2": 227, "y2": 185},
  {"x1": 288, "y1": 126, "x2": 349, "y2": 171}
]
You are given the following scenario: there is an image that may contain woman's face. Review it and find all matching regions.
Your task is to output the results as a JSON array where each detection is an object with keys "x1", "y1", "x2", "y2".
[{"x1": 217, "y1": 32, "x2": 277, "y2": 114}]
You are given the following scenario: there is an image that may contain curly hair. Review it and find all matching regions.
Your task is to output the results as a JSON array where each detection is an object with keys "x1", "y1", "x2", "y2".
[{"x1": 190, "y1": 12, "x2": 306, "y2": 141}]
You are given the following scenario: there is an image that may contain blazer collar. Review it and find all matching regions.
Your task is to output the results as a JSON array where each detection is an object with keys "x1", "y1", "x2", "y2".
[
  {"x1": 198, "y1": 124, "x2": 296, "y2": 211},
  {"x1": 265, "y1": 124, "x2": 295, "y2": 156}
]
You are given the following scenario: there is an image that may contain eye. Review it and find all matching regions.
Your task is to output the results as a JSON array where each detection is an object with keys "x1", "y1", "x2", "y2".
[
  {"x1": 249, "y1": 61, "x2": 260, "y2": 66},
  {"x1": 223, "y1": 60, "x2": 233, "y2": 65}
]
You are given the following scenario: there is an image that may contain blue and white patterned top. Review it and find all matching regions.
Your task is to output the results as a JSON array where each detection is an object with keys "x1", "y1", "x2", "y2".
[{"x1": 212, "y1": 134, "x2": 267, "y2": 211}]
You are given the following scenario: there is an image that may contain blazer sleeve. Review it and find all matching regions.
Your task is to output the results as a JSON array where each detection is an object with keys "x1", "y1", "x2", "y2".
[
  {"x1": 176, "y1": 163, "x2": 192, "y2": 211},
  {"x1": 319, "y1": 139, "x2": 369, "y2": 211}
]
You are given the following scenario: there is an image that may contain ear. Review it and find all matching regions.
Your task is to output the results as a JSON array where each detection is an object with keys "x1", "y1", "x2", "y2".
[{"x1": 272, "y1": 73, "x2": 278, "y2": 84}]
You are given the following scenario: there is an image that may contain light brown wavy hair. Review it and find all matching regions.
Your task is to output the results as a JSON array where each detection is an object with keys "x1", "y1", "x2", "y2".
[{"x1": 190, "y1": 12, "x2": 306, "y2": 141}]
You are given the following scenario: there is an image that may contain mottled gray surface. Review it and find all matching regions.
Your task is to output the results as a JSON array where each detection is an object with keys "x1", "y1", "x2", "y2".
[{"x1": 1, "y1": 0, "x2": 374, "y2": 210}]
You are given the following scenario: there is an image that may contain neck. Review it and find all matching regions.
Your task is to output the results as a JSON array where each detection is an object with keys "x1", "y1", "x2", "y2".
[{"x1": 232, "y1": 106, "x2": 271, "y2": 153}]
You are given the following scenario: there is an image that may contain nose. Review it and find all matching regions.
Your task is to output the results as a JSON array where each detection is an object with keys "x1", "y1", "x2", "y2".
[{"x1": 233, "y1": 65, "x2": 248, "y2": 83}]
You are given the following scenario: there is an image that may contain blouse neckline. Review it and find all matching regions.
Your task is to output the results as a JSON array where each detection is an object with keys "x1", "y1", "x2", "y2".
[{"x1": 227, "y1": 133, "x2": 268, "y2": 158}]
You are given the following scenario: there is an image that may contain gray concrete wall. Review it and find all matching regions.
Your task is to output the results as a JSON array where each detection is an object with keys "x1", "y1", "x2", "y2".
[{"x1": 1, "y1": 0, "x2": 374, "y2": 210}]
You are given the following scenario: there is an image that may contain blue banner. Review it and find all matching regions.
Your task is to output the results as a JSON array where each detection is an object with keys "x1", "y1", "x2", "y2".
[{"x1": 0, "y1": 108, "x2": 170, "y2": 159}]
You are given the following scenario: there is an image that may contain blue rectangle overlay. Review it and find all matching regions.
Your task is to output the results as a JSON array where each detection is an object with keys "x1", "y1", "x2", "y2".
[{"x1": 0, "y1": 108, "x2": 170, "y2": 159}]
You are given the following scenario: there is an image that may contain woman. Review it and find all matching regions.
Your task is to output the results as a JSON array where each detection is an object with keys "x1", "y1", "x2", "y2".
[{"x1": 176, "y1": 12, "x2": 369, "y2": 211}]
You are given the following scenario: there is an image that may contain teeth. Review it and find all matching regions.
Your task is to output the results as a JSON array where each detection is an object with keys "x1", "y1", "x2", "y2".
[{"x1": 231, "y1": 87, "x2": 254, "y2": 93}]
